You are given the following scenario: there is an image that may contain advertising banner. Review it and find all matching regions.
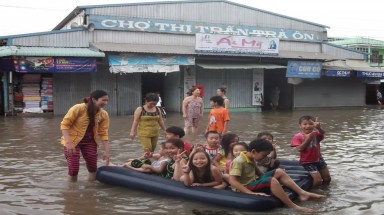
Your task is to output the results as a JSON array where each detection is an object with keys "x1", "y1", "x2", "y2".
[
  {"x1": 195, "y1": 33, "x2": 279, "y2": 56},
  {"x1": 108, "y1": 54, "x2": 195, "y2": 66},
  {"x1": 356, "y1": 71, "x2": 384, "y2": 78},
  {"x1": 286, "y1": 60, "x2": 322, "y2": 78},
  {"x1": 14, "y1": 57, "x2": 96, "y2": 73},
  {"x1": 325, "y1": 70, "x2": 351, "y2": 77},
  {"x1": 252, "y1": 69, "x2": 264, "y2": 106}
]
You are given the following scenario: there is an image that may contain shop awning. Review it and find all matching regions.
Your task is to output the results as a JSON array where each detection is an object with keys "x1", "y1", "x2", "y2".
[
  {"x1": 323, "y1": 60, "x2": 384, "y2": 78},
  {"x1": 91, "y1": 43, "x2": 338, "y2": 60},
  {"x1": 196, "y1": 63, "x2": 286, "y2": 70},
  {"x1": 0, "y1": 46, "x2": 105, "y2": 57},
  {"x1": 323, "y1": 60, "x2": 351, "y2": 71},
  {"x1": 345, "y1": 59, "x2": 384, "y2": 72},
  {"x1": 107, "y1": 53, "x2": 194, "y2": 74},
  {"x1": 91, "y1": 43, "x2": 195, "y2": 55}
]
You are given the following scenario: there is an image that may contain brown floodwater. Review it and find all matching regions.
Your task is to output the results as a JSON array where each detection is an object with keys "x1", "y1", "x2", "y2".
[{"x1": 1, "y1": 107, "x2": 384, "y2": 215}]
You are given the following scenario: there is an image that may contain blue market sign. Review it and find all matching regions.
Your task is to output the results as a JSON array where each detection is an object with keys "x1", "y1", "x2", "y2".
[
  {"x1": 356, "y1": 71, "x2": 384, "y2": 78},
  {"x1": 325, "y1": 70, "x2": 351, "y2": 77},
  {"x1": 88, "y1": 15, "x2": 322, "y2": 42},
  {"x1": 286, "y1": 60, "x2": 322, "y2": 78},
  {"x1": 14, "y1": 56, "x2": 96, "y2": 73}
]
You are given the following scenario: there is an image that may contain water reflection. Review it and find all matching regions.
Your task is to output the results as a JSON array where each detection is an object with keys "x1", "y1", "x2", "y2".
[{"x1": 1, "y1": 107, "x2": 384, "y2": 214}]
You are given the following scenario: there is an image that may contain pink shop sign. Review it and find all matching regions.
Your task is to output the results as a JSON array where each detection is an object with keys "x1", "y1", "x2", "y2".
[{"x1": 195, "y1": 33, "x2": 279, "y2": 56}]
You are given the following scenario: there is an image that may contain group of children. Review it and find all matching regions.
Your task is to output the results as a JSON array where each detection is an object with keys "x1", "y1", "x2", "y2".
[{"x1": 109, "y1": 114, "x2": 331, "y2": 212}]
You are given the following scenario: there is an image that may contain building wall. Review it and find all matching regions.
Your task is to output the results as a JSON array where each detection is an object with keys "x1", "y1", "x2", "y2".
[
  {"x1": 197, "y1": 68, "x2": 253, "y2": 108},
  {"x1": 293, "y1": 77, "x2": 365, "y2": 108},
  {"x1": 116, "y1": 73, "x2": 141, "y2": 116},
  {"x1": 53, "y1": 72, "x2": 91, "y2": 115},
  {"x1": 53, "y1": 64, "x2": 142, "y2": 116},
  {"x1": 164, "y1": 71, "x2": 182, "y2": 112},
  {"x1": 322, "y1": 43, "x2": 365, "y2": 60}
]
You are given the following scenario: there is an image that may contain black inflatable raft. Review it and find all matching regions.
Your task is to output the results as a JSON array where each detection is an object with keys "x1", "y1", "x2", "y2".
[{"x1": 96, "y1": 160, "x2": 312, "y2": 211}]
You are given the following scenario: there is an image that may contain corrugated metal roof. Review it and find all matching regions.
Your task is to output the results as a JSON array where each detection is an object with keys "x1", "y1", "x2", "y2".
[
  {"x1": 54, "y1": 0, "x2": 328, "y2": 30},
  {"x1": 91, "y1": 42, "x2": 337, "y2": 60},
  {"x1": 323, "y1": 60, "x2": 384, "y2": 72},
  {"x1": 0, "y1": 46, "x2": 105, "y2": 57},
  {"x1": 330, "y1": 38, "x2": 384, "y2": 47},
  {"x1": 91, "y1": 43, "x2": 195, "y2": 54}
]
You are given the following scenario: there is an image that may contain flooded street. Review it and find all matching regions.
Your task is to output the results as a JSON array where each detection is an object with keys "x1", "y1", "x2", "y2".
[{"x1": 1, "y1": 107, "x2": 384, "y2": 215}]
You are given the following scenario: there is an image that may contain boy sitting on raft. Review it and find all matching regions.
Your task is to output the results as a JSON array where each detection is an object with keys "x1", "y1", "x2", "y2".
[{"x1": 228, "y1": 139, "x2": 325, "y2": 213}]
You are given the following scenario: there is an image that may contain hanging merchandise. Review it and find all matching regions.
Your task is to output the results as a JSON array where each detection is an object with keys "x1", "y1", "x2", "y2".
[{"x1": 41, "y1": 77, "x2": 54, "y2": 111}]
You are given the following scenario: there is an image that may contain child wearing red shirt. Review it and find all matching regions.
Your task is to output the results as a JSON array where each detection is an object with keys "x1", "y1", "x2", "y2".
[{"x1": 290, "y1": 116, "x2": 331, "y2": 187}]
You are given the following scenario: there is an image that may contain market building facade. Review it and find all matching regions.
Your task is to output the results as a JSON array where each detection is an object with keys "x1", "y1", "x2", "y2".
[{"x1": 0, "y1": 0, "x2": 382, "y2": 116}]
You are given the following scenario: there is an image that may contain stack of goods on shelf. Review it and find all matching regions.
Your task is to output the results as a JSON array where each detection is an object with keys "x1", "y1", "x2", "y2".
[
  {"x1": 22, "y1": 74, "x2": 42, "y2": 113},
  {"x1": 40, "y1": 77, "x2": 54, "y2": 111},
  {"x1": 13, "y1": 78, "x2": 24, "y2": 112}
]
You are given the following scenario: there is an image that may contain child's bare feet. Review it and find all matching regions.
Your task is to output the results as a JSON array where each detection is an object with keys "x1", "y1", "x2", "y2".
[
  {"x1": 107, "y1": 161, "x2": 116, "y2": 166},
  {"x1": 299, "y1": 191, "x2": 325, "y2": 201}
]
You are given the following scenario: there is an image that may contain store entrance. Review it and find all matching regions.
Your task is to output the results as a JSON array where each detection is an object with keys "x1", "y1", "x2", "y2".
[
  {"x1": 264, "y1": 69, "x2": 293, "y2": 110},
  {"x1": 141, "y1": 73, "x2": 165, "y2": 106}
]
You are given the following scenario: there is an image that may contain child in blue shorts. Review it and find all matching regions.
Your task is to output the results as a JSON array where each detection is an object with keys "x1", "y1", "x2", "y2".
[{"x1": 290, "y1": 116, "x2": 331, "y2": 187}]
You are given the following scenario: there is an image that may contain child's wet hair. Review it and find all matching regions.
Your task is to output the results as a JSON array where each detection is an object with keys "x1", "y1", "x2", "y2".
[
  {"x1": 231, "y1": 142, "x2": 249, "y2": 156},
  {"x1": 205, "y1": 131, "x2": 220, "y2": 138},
  {"x1": 189, "y1": 150, "x2": 212, "y2": 183},
  {"x1": 165, "y1": 138, "x2": 185, "y2": 150},
  {"x1": 299, "y1": 115, "x2": 315, "y2": 124},
  {"x1": 209, "y1": 96, "x2": 224, "y2": 107},
  {"x1": 256, "y1": 131, "x2": 274, "y2": 140},
  {"x1": 248, "y1": 139, "x2": 273, "y2": 152},
  {"x1": 166, "y1": 126, "x2": 185, "y2": 138},
  {"x1": 221, "y1": 133, "x2": 239, "y2": 157}
]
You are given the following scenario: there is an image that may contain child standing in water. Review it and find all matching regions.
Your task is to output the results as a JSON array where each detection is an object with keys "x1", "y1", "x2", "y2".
[
  {"x1": 180, "y1": 150, "x2": 223, "y2": 189},
  {"x1": 206, "y1": 96, "x2": 230, "y2": 135},
  {"x1": 291, "y1": 116, "x2": 331, "y2": 187},
  {"x1": 229, "y1": 139, "x2": 325, "y2": 213}
]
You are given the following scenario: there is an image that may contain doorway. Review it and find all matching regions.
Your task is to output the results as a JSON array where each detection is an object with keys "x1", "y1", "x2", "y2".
[
  {"x1": 264, "y1": 69, "x2": 293, "y2": 110},
  {"x1": 141, "y1": 73, "x2": 165, "y2": 105}
]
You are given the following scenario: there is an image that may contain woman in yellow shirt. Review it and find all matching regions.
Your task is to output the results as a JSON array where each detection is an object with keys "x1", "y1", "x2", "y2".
[
  {"x1": 60, "y1": 90, "x2": 110, "y2": 182},
  {"x1": 130, "y1": 93, "x2": 166, "y2": 152}
]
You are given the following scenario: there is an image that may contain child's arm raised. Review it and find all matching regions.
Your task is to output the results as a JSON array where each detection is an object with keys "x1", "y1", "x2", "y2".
[
  {"x1": 314, "y1": 117, "x2": 325, "y2": 135},
  {"x1": 181, "y1": 164, "x2": 194, "y2": 186},
  {"x1": 172, "y1": 150, "x2": 187, "y2": 181}
]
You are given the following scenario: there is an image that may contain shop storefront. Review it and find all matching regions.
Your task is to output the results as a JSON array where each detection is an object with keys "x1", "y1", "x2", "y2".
[
  {"x1": 0, "y1": 46, "x2": 104, "y2": 115},
  {"x1": 0, "y1": 1, "x2": 374, "y2": 115}
]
